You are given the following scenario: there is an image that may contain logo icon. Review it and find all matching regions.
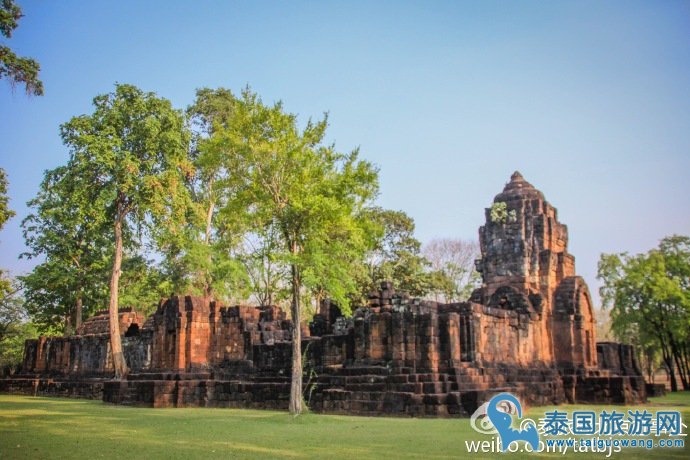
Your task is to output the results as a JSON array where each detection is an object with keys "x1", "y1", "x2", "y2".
[{"x1": 471, "y1": 392, "x2": 539, "y2": 452}]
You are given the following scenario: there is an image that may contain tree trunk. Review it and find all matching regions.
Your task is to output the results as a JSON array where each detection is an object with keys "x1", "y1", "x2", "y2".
[
  {"x1": 657, "y1": 332, "x2": 677, "y2": 392},
  {"x1": 680, "y1": 345, "x2": 690, "y2": 390},
  {"x1": 663, "y1": 353, "x2": 677, "y2": 392},
  {"x1": 669, "y1": 337, "x2": 689, "y2": 390},
  {"x1": 673, "y1": 351, "x2": 689, "y2": 390},
  {"x1": 288, "y1": 253, "x2": 303, "y2": 415},
  {"x1": 678, "y1": 345, "x2": 690, "y2": 390},
  {"x1": 203, "y1": 182, "x2": 215, "y2": 298},
  {"x1": 75, "y1": 295, "x2": 83, "y2": 331},
  {"x1": 109, "y1": 210, "x2": 128, "y2": 379}
]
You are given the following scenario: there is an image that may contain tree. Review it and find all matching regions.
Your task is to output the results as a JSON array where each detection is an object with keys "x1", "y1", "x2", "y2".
[
  {"x1": 422, "y1": 238, "x2": 480, "y2": 302},
  {"x1": 21, "y1": 164, "x2": 171, "y2": 332},
  {"x1": 21, "y1": 165, "x2": 111, "y2": 333},
  {"x1": 362, "y1": 208, "x2": 430, "y2": 297},
  {"x1": 187, "y1": 88, "x2": 246, "y2": 302},
  {"x1": 598, "y1": 235, "x2": 690, "y2": 391},
  {"x1": 159, "y1": 88, "x2": 249, "y2": 301},
  {"x1": 1, "y1": 0, "x2": 42, "y2": 95},
  {"x1": 217, "y1": 89, "x2": 379, "y2": 414},
  {"x1": 20, "y1": 257, "x2": 105, "y2": 334},
  {"x1": 59, "y1": 84, "x2": 191, "y2": 378}
]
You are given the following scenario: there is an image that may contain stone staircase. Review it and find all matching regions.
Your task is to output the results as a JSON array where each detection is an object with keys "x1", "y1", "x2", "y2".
[{"x1": 308, "y1": 362, "x2": 565, "y2": 416}]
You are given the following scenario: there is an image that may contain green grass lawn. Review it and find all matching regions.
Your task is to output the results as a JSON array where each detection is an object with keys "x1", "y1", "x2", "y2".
[{"x1": 0, "y1": 393, "x2": 688, "y2": 459}]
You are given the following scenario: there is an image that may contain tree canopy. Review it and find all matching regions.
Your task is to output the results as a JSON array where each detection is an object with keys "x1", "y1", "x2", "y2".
[
  {"x1": 159, "y1": 87, "x2": 249, "y2": 300},
  {"x1": 598, "y1": 235, "x2": 690, "y2": 391},
  {"x1": 0, "y1": 0, "x2": 42, "y2": 95},
  {"x1": 361, "y1": 208, "x2": 429, "y2": 298},
  {"x1": 20, "y1": 165, "x2": 111, "y2": 333}
]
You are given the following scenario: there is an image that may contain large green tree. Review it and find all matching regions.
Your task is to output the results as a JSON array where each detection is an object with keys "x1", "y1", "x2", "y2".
[
  {"x1": 598, "y1": 235, "x2": 690, "y2": 391},
  {"x1": 216, "y1": 89, "x2": 379, "y2": 414},
  {"x1": 0, "y1": 0, "x2": 42, "y2": 95},
  {"x1": 21, "y1": 165, "x2": 111, "y2": 333},
  {"x1": 158, "y1": 88, "x2": 248, "y2": 300},
  {"x1": 59, "y1": 84, "x2": 191, "y2": 378}
]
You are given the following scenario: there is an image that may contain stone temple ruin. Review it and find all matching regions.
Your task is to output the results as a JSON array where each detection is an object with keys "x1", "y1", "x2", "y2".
[{"x1": 1, "y1": 173, "x2": 647, "y2": 415}]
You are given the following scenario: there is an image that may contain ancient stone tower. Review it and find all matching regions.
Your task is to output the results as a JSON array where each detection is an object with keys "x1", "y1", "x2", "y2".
[{"x1": 474, "y1": 171, "x2": 597, "y2": 369}]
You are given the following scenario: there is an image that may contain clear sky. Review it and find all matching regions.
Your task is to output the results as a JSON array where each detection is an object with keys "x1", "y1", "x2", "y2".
[{"x1": 1, "y1": 1, "x2": 689, "y2": 306}]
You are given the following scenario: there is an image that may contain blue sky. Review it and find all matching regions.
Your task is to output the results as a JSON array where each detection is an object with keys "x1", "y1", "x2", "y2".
[{"x1": 1, "y1": 1, "x2": 689, "y2": 305}]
